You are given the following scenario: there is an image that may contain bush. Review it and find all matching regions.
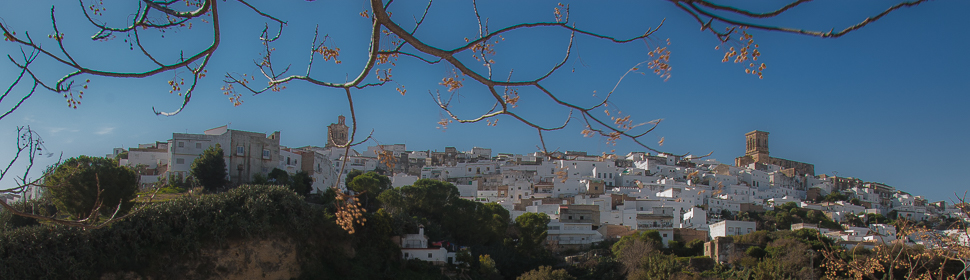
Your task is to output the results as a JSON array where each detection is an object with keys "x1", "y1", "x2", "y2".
[
  {"x1": 517, "y1": 266, "x2": 575, "y2": 280},
  {"x1": 0, "y1": 185, "x2": 348, "y2": 279},
  {"x1": 0, "y1": 199, "x2": 54, "y2": 231},
  {"x1": 156, "y1": 173, "x2": 193, "y2": 194},
  {"x1": 46, "y1": 156, "x2": 139, "y2": 219},
  {"x1": 746, "y1": 246, "x2": 767, "y2": 259}
]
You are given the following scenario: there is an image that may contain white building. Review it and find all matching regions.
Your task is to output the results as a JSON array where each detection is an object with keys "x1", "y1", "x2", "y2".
[
  {"x1": 122, "y1": 143, "x2": 170, "y2": 188},
  {"x1": 709, "y1": 220, "x2": 756, "y2": 239},
  {"x1": 682, "y1": 207, "x2": 708, "y2": 230},
  {"x1": 399, "y1": 226, "x2": 460, "y2": 265},
  {"x1": 391, "y1": 173, "x2": 419, "y2": 188},
  {"x1": 546, "y1": 221, "x2": 604, "y2": 248}
]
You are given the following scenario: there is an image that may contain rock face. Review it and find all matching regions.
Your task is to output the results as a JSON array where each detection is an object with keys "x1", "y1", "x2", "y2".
[{"x1": 101, "y1": 237, "x2": 300, "y2": 280}]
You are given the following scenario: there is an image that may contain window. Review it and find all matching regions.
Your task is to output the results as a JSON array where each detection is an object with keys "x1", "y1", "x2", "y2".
[
  {"x1": 287, "y1": 157, "x2": 291, "y2": 165},
  {"x1": 579, "y1": 215, "x2": 584, "y2": 220},
  {"x1": 196, "y1": 143, "x2": 202, "y2": 149},
  {"x1": 176, "y1": 158, "x2": 184, "y2": 164},
  {"x1": 262, "y1": 149, "x2": 271, "y2": 159},
  {"x1": 178, "y1": 142, "x2": 184, "y2": 148},
  {"x1": 663, "y1": 233, "x2": 668, "y2": 237},
  {"x1": 568, "y1": 216, "x2": 573, "y2": 220},
  {"x1": 428, "y1": 253, "x2": 433, "y2": 258},
  {"x1": 404, "y1": 253, "x2": 409, "y2": 258},
  {"x1": 236, "y1": 146, "x2": 244, "y2": 156}
]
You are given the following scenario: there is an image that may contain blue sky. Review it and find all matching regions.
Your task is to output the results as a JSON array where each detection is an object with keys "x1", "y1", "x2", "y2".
[{"x1": 0, "y1": 0, "x2": 967, "y2": 202}]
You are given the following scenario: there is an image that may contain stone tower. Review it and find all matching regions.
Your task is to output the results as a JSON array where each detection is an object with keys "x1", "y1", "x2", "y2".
[
  {"x1": 745, "y1": 130, "x2": 769, "y2": 158},
  {"x1": 326, "y1": 115, "x2": 349, "y2": 148},
  {"x1": 734, "y1": 130, "x2": 815, "y2": 176}
]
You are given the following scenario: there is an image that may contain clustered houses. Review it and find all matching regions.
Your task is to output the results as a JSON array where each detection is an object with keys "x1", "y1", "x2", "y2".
[
  {"x1": 381, "y1": 130, "x2": 965, "y2": 254},
  {"x1": 110, "y1": 122, "x2": 343, "y2": 194},
  {"x1": 106, "y1": 122, "x2": 969, "y2": 261}
]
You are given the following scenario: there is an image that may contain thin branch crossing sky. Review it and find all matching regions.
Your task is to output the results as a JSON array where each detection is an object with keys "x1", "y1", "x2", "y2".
[{"x1": 0, "y1": 0, "x2": 966, "y2": 202}]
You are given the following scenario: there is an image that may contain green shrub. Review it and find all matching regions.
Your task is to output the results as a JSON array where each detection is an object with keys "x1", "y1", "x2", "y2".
[
  {"x1": 0, "y1": 185, "x2": 348, "y2": 279},
  {"x1": 191, "y1": 144, "x2": 228, "y2": 192},
  {"x1": 46, "y1": 156, "x2": 139, "y2": 219},
  {"x1": 0, "y1": 199, "x2": 50, "y2": 231},
  {"x1": 156, "y1": 186, "x2": 186, "y2": 194}
]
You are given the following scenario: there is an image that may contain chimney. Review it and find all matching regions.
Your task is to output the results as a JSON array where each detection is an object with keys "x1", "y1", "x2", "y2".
[{"x1": 418, "y1": 224, "x2": 425, "y2": 236}]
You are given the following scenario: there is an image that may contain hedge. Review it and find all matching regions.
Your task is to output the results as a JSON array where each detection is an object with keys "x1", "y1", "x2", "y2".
[{"x1": 0, "y1": 185, "x2": 348, "y2": 280}]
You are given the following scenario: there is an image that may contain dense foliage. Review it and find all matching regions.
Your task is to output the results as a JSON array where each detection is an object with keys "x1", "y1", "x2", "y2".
[
  {"x1": 731, "y1": 202, "x2": 842, "y2": 230},
  {"x1": 0, "y1": 185, "x2": 351, "y2": 279},
  {"x1": 0, "y1": 198, "x2": 54, "y2": 231},
  {"x1": 0, "y1": 177, "x2": 546, "y2": 279},
  {"x1": 349, "y1": 171, "x2": 392, "y2": 211},
  {"x1": 156, "y1": 172, "x2": 194, "y2": 194},
  {"x1": 190, "y1": 144, "x2": 228, "y2": 192},
  {"x1": 517, "y1": 266, "x2": 575, "y2": 280},
  {"x1": 11, "y1": 173, "x2": 958, "y2": 280},
  {"x1": 265, "y1": 168, "x2": 314, "y2": 196},
  {"x1": 45, "y1": 156, "x2": 139, "y2": 219}
]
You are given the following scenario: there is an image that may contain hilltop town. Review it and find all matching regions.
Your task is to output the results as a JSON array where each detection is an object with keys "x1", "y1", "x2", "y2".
[{"x1": 89, "y1": 116, "x2": 967, "y2": 262}]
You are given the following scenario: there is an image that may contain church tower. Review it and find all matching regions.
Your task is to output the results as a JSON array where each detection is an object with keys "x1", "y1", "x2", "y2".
[
  {"x1": 326, "y1": 115, "x2": 349, "y2": 148},
  {"x1": 745, "y1": 130, "x2": 769, "y2": 159},
  {"x1": 736, "y1": 130, "x2": 769, "y2": 167}
]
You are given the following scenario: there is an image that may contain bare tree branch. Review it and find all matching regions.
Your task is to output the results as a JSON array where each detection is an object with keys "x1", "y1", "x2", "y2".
[{"x1": 0, "y1": 0, "x2": 936, "y2": 230}]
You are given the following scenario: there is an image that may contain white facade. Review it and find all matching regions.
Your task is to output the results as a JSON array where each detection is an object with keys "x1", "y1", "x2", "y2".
[
  {"x1": 279, "y1": 148, "x2": 302, "y2": 174},
  {"x1": 470, "y1": 147, "x2": 492, "y2": 159},
  {"x1": 546, "y1": 221, "x2": 604, "y2": 246},
  {"x1": 709, "y1": 220, "x2": 756, "y2": 239},
  {"x1": 682, "y1": 207, "x2": 708, "y2": 229},
  {"x1": 525, "y1": 204, "x2": 561, "y2": 220},
  {"x1": 391, "y1": 173, "x2": 419, "y2": 188},
  {"x1": 126, "y1": 146, "x2": 169, "y2": 169},
  {"x1": 167, "y1": 130, "x2": 230, "y2": 179},
  {"x1": 399, "y1": 226, "x2": 460, "y2": 265}
]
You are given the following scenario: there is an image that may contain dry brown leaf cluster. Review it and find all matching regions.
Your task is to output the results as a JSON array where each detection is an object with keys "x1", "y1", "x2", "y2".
[{"x1": 335, "y1": 194, "x2": 366, "y2": 234}]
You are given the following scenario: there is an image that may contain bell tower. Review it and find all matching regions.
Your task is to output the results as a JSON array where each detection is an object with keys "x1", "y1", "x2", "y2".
[
  {"x1": 326, "y1": 115, "x2": 349, "y2": 148},
  {"x1": 745, "y1": 130, "x2": 769, "y2": 160}
]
